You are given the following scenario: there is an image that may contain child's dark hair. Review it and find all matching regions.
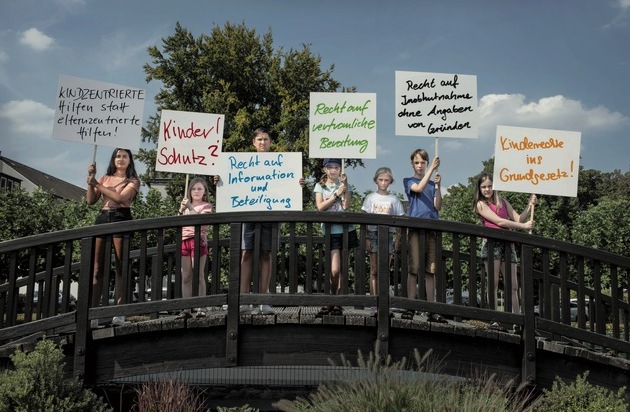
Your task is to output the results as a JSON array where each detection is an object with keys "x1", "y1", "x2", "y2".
[
  {"x1": 106, "y1": 148, "x2": 138, "y2": 179},
  {"x1": 252, "y1": 127, "x2": 272, "y2": 139},
  {"x1": 410, "y1": 148, "x2": 429, "y2": 162}
]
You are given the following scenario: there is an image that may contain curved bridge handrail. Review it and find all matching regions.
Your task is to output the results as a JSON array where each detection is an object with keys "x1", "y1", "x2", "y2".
[
  {"x1": 1, "y1": 210, "x2": 628, "y2": 389},
  {"x1": 2, "y1": 212, "x2": 628, "y2": 268}
]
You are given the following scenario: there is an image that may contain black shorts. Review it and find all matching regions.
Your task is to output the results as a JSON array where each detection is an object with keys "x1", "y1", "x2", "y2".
[
  {"x1": 330, "y1": 230, "x2": 359, "y2": 251},
  {"x1": 95, "y1": 208, "x2": 132, "y2": 238}
]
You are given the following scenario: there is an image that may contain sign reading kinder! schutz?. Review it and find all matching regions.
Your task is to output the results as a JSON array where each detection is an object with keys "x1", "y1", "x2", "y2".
[
  {"x1": 309, "y1": 92, "x2": 377, "y2": 159},
  {"x1": 492, "y1": 125, "x2": 581, "y2": 197},
  {"x1": 155, "y1": 109, "x2": 224, "y2": 175},
  {"x1": 215, "y1": 152, "x2": 303, "y2": 212},
  {"x1": 53, "y1": 74, "x2": 145, "y2": 150},
  {"x1": 395, "y1": 71, "x2": 477, "y2": 138}
]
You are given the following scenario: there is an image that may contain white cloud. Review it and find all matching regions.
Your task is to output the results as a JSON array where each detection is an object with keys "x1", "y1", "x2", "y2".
[
  {"x1": 0, "y1": 50, "x2": 8, "y2": 63},
  {"x1": 19, "y1": 28, "x2": 55, "y2": 51},
  {"x1": 604, "y1": 0, "x2": 630, "y2": 29},
  {"x1": 0, "y1": 100, "x2": 54, "y2": 135},
  {"x1": 478, "y1": 93, "x2": 628, "y2": 139}
]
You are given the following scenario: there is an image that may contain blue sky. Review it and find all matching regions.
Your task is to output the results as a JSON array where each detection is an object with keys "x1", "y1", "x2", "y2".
[{"x1": 1, "y1": 0, "x2": 629, "y2": 200}]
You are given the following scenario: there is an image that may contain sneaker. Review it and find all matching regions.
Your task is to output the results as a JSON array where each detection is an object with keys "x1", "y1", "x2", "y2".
[
  {"x1": 112, "y1": 316, "x2": 125, "y2": 326},
  {"x1": 427, "y1": 313, "x2": 447, "y2": 323},
  {"x1": 194, "y1": 308, "x2": 206, "y2": 318},
  {"x1": 259, "y1": 304, "x2": 274, "y2": 314},
  {"x1": 488, "y1": 321, "x2": 506, "y2": 331},
  {"x1": 175, "y1": 310, "x2": 192, "y2": 320},
  {"x1": 401, "y1": 309, "x2": 415, "y2": 320},
  {"x1": 369, "y1": 306, "x2": 378, "y2": 317}
]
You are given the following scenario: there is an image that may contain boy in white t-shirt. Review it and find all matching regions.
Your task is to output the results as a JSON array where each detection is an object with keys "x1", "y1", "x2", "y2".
[{"x1": 361, "y1": 167, "x2": 405, "y2": 316}]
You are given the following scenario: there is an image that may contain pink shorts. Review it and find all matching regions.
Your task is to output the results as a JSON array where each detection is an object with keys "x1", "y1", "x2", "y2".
[{"x1": 181, "y1": 238, "x2": 208, "y2": 257}]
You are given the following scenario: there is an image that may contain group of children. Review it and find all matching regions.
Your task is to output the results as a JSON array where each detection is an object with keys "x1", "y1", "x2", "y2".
[{"x1": 88, "y1": 131, "x2": 536, "y2": 326}]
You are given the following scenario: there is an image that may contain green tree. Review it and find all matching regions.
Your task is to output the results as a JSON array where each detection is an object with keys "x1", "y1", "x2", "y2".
[
  {"x1": 138, "y1": 21, "x2": 360, "y2": 205},
  {"x1": 0, "y1": 188, "x2": 90, "y2": 281}
]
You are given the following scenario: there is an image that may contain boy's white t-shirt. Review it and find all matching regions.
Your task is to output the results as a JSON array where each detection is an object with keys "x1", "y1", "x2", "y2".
[{"x1": 361, "y1": 192, "x2": 405, "y2": 232}]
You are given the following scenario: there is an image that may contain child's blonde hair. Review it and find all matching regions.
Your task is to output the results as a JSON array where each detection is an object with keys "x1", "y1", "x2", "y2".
[{"x1": 373, "y1": 167, "x2": 394, "y2": 184}]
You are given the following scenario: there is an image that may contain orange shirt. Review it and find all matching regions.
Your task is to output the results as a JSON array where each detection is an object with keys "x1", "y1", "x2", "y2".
[{"x1": 98, "y1": 175, "x2": 140, "y2": 209}]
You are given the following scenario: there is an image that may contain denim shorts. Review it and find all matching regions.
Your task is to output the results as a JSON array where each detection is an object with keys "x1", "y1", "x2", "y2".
[
  {"x1": 366, "y1": 230, "x2": 395, "y2": 254},
  {"x1": 242, "y1": 222, "x2": 279, "y2": 251},
  {"x1": 481, "y1": 239, "x2": 518, "y2": 263}
]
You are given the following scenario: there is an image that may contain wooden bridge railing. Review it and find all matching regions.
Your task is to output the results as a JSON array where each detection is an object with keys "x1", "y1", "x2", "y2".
[{"x1": 1, "y1": 211, "x2": 629, "y2": 385}]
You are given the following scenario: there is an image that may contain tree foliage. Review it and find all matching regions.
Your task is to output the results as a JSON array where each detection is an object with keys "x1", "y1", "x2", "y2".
[{"x1": 137, "y1": 21, "x2": 359, "y2": 205}]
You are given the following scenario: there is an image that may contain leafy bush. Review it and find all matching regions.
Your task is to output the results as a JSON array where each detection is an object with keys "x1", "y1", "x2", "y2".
[
  {"x1": 0, "y1": 339, "x2": 112, "y2": 412},
  {"x1": 533, "y1": 371, "x2": 627, "y2": 412}
]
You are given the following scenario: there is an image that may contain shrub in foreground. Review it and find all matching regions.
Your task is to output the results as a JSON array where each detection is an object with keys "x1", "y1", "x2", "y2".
[
  {"x1": 532, "y1": 371, "x2": 627, "y2": 412},
  {"x1": 0, "y1": 339, "x2": 111, "y2": 412}
]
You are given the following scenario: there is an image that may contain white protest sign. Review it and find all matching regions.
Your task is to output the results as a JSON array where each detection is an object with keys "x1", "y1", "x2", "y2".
[
  {"x1": 493, "y1": 125, "x2": 581, "y2": 197},
  {"x1": 215, "y1": 152, "x2": 303, "y2": 212},
  {"x1": 155, "y1": 109, "x2": 224, "y2": 175},
  {"x1": 53, "y1": 75, "x2": 145, "y2": 150},
  {"x1": 395, "y1": 71, "x2": 477, "y2": 138},
  {"x1": 309, "y1": 92, "x2": 377, "y2": 159}
]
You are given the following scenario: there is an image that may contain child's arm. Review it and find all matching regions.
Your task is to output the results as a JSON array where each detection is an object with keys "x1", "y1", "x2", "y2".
[
  {"x1": 409, "y1": 156, "x2": 440, "y2": 193},
  {"x1": 477, "y1": 200, "x2": 533, "y2": 231},
  {"x1": 89, "y1": 178, "x2": 138, "y2": 205},
  {"x1": 434, "y1": 172, "x2": 442, "y2": 211}
]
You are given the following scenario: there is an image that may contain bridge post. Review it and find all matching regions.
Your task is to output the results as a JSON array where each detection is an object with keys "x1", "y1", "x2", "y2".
[
  {"x1": 225, "y1": 223, "x2": 242, "y2": 366},
  {"x1": 73, "y1": 237, "x2": 95, "y2": 383},
  {"x1": 520, "y1": 244, "x2": 536, "y2": 386},
  {"x1": 376, "y1": 225, "x2": 390, "y2": 359}
]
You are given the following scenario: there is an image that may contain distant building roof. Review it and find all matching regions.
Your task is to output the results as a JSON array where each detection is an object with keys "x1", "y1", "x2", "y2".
[{"x1": 0, "y1": 156, "x2": 85, "y2": 202}]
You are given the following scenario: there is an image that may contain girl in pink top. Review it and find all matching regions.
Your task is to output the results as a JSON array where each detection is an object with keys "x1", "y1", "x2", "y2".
[
  {"x1": 177, "y1": 177, "x2": 213, "y2": 319},
  {"x1": 473, "y1": 173, "x2": 536, "y2": 315},
  {"x1": 86, "y1": 148, "x2": 140, "y2": 326}
]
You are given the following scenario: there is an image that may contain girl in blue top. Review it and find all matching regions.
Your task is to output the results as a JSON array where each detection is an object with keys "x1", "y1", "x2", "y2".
[{"x1": 314, "y1": 158, "x2": 358, "y2": 316}]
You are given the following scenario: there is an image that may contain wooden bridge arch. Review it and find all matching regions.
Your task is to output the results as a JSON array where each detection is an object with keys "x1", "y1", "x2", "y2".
[{"x1": 1, "y1": 211, "x2": 628, "y2": 403}]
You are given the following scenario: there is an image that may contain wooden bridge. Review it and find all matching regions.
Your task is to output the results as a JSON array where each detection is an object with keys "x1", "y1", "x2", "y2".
[{"x1": 1, "y1": 211, "x2": 629, "y2": 407}]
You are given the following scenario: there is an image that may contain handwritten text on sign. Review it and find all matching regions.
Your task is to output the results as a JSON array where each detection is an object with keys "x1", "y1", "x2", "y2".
[
  {"x1": 215, "y1": 152, "x2": 303, "y2": 212},
  {"x1": 52, "y1": 75, "x2": 145, "y2": 150},
  {"x1": 155, "y1": 109, "x2": 224, "y2": 175},
  {"x1": 395, "y1": 71, "x2": 477, "y2": 138},
  {"x1": 309, "y1": 92, "x2": 377, "y2": 159},
  {"x1": 492, "y1": 125, "x2": 581, "y2": 197}
]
